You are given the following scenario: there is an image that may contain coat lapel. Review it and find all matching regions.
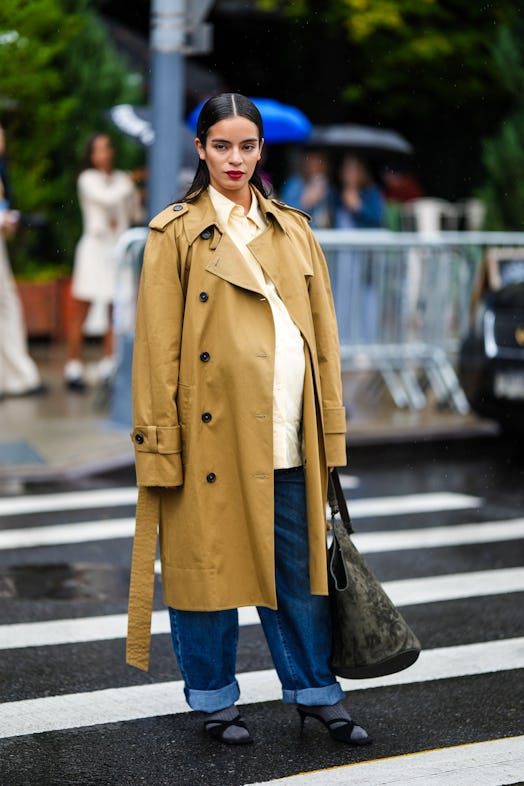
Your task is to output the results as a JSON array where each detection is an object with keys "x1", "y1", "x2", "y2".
[
  {"x1": 183, "y1": 190, "x2": 264, "y2": 295},
  {"x1": 247, "y1": 226, "x2": 282, "y2": 293},
  {"x1": 249, "y1": 225, "x2": 316, "y2": 351},
  {"x1": 184, "y1": 188, "x2": 315, "y2": 346},
  {"x1": 205, "y1": 232, "x2": 265, "y2": 296}
]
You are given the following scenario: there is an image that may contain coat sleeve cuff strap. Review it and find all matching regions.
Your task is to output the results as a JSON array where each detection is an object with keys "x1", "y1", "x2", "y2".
[
  {"x1": 126, "y1": 486, "x2": 160, "y2": 672},
  {"x1": 131, "y1": 425, "x2": 182, "y2": 454},
  {"x1": 322, "y1": 406, "x2": 346, "y2": 434}
]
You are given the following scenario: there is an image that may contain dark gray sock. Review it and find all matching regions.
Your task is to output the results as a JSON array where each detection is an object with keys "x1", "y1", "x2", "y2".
[
  {"x1": 299, "y1": 701, "x2": 369, "y2": 740},
  {"x1": 205, "y1": 705, "x2": 250, "y2": 742}
]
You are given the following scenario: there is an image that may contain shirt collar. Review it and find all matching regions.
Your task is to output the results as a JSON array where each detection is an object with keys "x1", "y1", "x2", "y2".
[{"x1": 208, "y1": 185, "x2": 266, "y2": 231}]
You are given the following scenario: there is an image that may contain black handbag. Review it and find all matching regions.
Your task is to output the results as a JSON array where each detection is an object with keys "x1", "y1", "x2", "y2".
[{"x1": 327, "y1": 469, "x2": 421, "y2": 679}]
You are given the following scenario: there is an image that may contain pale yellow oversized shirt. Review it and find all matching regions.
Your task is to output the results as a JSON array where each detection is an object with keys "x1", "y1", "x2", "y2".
[{"x1": 208, "y1": 185, "x2": 305, "y2": 469}]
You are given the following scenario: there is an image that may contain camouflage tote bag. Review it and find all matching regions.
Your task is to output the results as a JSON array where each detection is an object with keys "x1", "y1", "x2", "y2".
[{"x1": 328, "y1": 469, "x2": 421, "y2": 679}]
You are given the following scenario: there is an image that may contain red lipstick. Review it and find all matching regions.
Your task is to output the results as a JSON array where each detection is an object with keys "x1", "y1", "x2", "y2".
[{"x1": 226, "y1": 171, "x2": 244, "y2": 180}]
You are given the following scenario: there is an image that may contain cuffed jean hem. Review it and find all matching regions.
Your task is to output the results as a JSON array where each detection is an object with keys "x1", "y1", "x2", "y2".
[
  {"x1": 282, "y1": 681, "x2": 345, "y2": 706},
  {"x1": 184, "y1": 680, "x2": 240, "y2": 712}
]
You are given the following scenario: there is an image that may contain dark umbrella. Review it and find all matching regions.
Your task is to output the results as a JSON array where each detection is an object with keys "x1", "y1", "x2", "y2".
[
  {"x1": 307, "y1": 124, "x2": 413, "y2": 156},
  {"x1": 187, "y1": 97, "x2": 312, "y2": 144}
]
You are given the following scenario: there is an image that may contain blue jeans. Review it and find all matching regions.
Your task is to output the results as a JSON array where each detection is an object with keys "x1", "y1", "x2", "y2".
[{"x1": 168, "y1": 467, "x2": 344, "y2": 712}]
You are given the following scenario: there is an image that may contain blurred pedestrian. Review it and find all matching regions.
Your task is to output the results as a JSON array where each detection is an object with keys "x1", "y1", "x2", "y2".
[
  {"x1": 382, "y1": 167, "x2": 424, "y2": 230},
  {"x1": 64, "y1": 133, "x2": 140, "y2": 391},
  {"x1": 127, "y1": 94, "x2": 371, "y2": 748},
  {"x1": 382, "y1": 167, "x2": 424, "y2": 204},
  {"x1": 333, "y1": 156, "x2": 386, "y2": 342},
  {"x1": 336, "y1": 155, "x2": 384, "y2": 229},
  {"x1": 281, "y1": 148, "x2": 336, "y2": 227},
  {"x1": 0, "y1": 125, "x2": 47, "y2": 398}
]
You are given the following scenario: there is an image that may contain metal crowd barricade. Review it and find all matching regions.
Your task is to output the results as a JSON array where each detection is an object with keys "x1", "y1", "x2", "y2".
[
  {"x1": 316, "y1": 229, "x2": 524, "y2": 414},
  {"x1": 111, "y1": 227, "x2": 149, "y2": 428},
  {"x1": 110, "y1": 226, "x2": 524, "y2": 425}
]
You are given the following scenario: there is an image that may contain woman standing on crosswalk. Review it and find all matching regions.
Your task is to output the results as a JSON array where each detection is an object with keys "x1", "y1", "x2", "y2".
[{"x1": 127, "y1": 93, "x2": 371, "y2": 747}]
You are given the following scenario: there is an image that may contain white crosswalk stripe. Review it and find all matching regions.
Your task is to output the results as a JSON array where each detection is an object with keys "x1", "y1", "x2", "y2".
[
  {"x1": 348, "y1": 492, "x2": 482, "y2": 517},
  {"x1": 153, "y1": 519, "x2": 524, "y2": 571},
  {"x1": 0, "y1": 488, "x2": 138, "y2": 517},
  {"x1": 1, "y1": 566, "x2": 523, "y2": 651},
  {"x1": 337, "y1": 474, "x2": 360, "y2": 490},
  {"x1": 5, "y1": 511, "x2": 519, "y2": 554},
  {"x1": 0, "y1": 478, "x2": 521, "y2": 785},
  {"x1": 245, "y1": 735, "x2": 524, "y2": 786},
  {"x1": 0, "y1": 638, "x2": 522, "y2": 739},
  {"x1": 0, "y1": 489, "x2": 481, "y2": 521},
  {"x1": 382, "y1": 566, "x2": 524, "y2": 606},
  {"x1": 0, "y1": 517, "x2": 135, "y2": 549},
  {"x1": 352, "y1": 517, "x2": 524, "y2": 552}
]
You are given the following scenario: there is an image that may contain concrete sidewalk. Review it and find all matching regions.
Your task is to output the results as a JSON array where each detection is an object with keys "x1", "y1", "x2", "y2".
[
  {"x1": 0, "y1": 342, "x2": 133, "y2": 484},
  {"x1": 0, "y1": 341, "x2": 499, "y2": 484}
]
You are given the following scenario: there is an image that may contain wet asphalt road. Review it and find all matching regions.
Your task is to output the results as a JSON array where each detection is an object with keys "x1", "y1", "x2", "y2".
[{"x1": 0, "y1": 435, "x2": 523, "y2": 785}]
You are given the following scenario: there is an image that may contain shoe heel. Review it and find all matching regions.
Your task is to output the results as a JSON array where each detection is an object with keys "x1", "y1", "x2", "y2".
[{"x1": 297, "y1": 707, "x2": 307, "y2": 734}]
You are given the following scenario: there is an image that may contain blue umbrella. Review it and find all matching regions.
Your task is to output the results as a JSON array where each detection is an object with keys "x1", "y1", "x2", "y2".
[{"x1": 187, "y1": 97, "x2": 312, "y2": 144}]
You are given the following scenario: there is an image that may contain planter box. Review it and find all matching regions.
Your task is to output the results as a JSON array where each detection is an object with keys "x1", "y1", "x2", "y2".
[{"x1": 15, "y1": 278, "x2": 72, "y2": 341}]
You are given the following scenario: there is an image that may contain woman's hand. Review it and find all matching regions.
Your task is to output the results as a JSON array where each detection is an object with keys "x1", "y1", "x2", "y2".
[{"x1": 129, "y1": 167, "x2": 148, "y2": 184}]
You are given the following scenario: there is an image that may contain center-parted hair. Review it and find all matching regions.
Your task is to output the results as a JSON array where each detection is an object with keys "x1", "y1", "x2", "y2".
[{"x1": 183, "y1": 93, "x2": 268, "y2": 202}]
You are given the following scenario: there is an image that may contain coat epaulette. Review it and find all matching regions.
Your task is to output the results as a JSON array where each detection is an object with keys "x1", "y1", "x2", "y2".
[
  {"x1": 149, "y1": 202, "x2": 189, "y2": 231},
  {"x1": 270, "y1": 199, "x2": 312, "y2": 222}
]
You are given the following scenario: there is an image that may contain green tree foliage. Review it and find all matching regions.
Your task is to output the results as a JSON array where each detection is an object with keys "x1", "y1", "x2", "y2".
[
  {"x1": 480, "y1": 23, "x2": 524, "y2": 230},
  {"x1": 0, "y1": 0, "x2": 142, "y2": 271},
  {"x1": 259, "y1": 0, "x2": 514, "y2": 118},
  {"x1": 258, "y1": 0, "x2": 518, "y2": 199}
]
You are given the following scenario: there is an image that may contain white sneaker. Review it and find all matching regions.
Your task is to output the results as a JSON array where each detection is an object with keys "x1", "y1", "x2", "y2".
[{"x1": 64, "y1": 359, "x2": 86, "y2": 391}]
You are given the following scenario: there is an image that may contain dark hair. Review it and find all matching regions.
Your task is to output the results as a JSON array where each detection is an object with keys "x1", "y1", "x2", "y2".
[
  {"x1": 80, "y1": 133, "x2": 113, "y2": 173},
  {"x1": 183, "y1": 93, "x2": 269, "y2": 202}
]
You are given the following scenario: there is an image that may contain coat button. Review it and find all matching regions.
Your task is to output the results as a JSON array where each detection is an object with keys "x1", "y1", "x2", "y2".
[
  {"x1": 199, "y1": 291, "x2": 209, "y2": 302},
  {"x1": 200, "y1": 228, "x2": 212, "y2": 240},
  {"x1": 173, "y1": 204, "x2": 183, "y2": 212},
  {"x1": 200, "y1": 351, "x2": 210, "y2": 362},
  {"x1": 206, "y1": 472, "x2": 216, "y2": 483},
  {"x1": 201, "y1": 412, "x2": 212, "y2": 423},
  {"x1": 134, "y1": 433, "x2": 144, "y2": 444}
]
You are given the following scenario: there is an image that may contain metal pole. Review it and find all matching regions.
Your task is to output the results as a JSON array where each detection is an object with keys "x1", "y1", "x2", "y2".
[
  {"x1": 149, "y1": 0, "x2": 186, "y2": 218},
  {"x1": 110, "y1": 1, "x2": 212, "y2": 428}
]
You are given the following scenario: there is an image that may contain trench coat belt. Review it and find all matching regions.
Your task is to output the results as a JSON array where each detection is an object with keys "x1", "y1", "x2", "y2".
[{"x1": 126, "y1": 486, "x2": 160, "y2": 671}]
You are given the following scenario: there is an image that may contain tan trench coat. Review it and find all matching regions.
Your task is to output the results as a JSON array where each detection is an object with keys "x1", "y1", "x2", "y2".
[{"x1": 127, "y1": 188, "x2": 347, "y2": 671}]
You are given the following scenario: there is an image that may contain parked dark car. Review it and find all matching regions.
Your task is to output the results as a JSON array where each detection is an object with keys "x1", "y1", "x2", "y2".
[{"x1": 459, "y1": 248, "x2": 524, "y2": 430}]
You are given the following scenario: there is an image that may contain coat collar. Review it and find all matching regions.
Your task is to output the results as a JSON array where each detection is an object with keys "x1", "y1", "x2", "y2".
[
  {"x1": 182, "y1": 187, "x2": 290, "y2": 245},
  {"x1": 182, "y1": 188, "x2": 314, "y2": 340}
]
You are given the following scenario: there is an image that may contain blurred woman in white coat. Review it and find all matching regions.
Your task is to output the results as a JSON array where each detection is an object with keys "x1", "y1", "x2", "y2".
[
  {"x1": 0, "y1": 125, "x2": 46, "y2": 398},
  {"x1": 65, "y1": 133, "x2": 140, "y2": 391}
]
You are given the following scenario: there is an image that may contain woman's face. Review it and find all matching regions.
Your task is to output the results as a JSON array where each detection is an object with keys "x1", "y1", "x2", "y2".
[
  {"x1": 304, "y1": 151, "x2": 328, "y2": 178},
  {"x1": 91, "y1": 135, "x2": 115, "y2": 172},
  {"x1": 341, "y1": 156, "x2": 368, "y2": 187},
  {"x1": 195, "y1": 116, "x2": 263, "y2": 201}
]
